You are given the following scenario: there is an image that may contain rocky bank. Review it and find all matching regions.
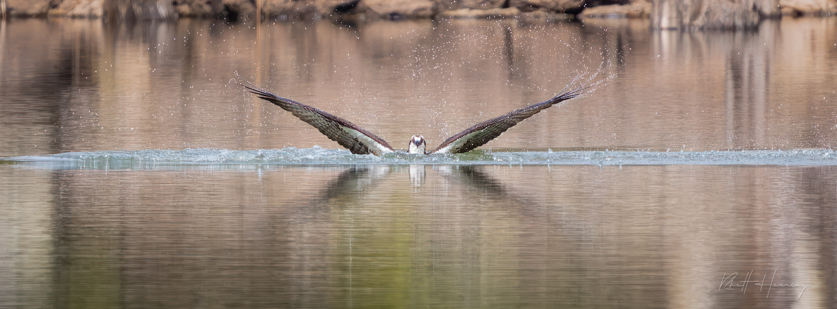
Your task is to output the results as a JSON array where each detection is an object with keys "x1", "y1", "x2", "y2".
[{"x1": 1, "y1": 0, "x2": 835, "y2": 30}]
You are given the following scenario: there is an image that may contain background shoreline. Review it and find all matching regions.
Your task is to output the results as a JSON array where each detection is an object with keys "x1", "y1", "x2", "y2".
[{"x1": 1, "y1": 0, "x2": 835, "y2": 30}]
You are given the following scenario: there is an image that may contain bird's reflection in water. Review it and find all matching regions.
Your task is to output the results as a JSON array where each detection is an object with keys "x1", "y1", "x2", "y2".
[
  {"x1": 434, "y1": 165, "x2": 543, "y2": 215},
  {"x1": 317, "y1": 165, "x2": 392, "y2": 206},
  {"x1": 409, "y1": 164, "x2": 426, "y2": 189},
  {"x1": 313, "y1": 165, "x2": 544, "y2": 202},
  {"x1": 313, "y1": 164, "x2": 543, "y2": 217}
]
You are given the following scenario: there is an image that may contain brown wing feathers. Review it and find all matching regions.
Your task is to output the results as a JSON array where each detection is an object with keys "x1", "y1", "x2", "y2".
[
  {"x1": 244, "y1": 85, "x2": 394, "y2": 155},
  {"x1": 244, "y1": 80, "x2": 586, "y2": 155},
  {"x1": 430, "y1": 85, "x2": 585, "y2": 154}
]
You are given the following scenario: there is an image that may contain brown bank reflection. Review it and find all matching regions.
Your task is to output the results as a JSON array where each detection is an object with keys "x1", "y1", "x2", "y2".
[
  {"x1": 1, "y1": 18, "x2": 836, "y2": 157},
  {"x1": 0, "y1": 165, "x2": 823, "y2": 307}
]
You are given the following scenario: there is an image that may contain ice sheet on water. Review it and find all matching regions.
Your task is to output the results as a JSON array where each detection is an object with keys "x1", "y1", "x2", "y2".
[{"x1": 3, "y1": 148, "x2": 837, "y2": 170}]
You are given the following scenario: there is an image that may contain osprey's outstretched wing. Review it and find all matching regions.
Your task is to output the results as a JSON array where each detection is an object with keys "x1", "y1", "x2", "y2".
[
  {"x1": 245, "y1": 85, "x2": 395, "y2": 156},
  {"x1": 431, "y1": 85, "x2": 585, "y2": 154}
]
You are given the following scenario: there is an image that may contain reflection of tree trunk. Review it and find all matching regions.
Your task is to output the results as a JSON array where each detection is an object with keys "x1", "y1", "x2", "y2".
[
  {"x1": 1, "y1": 0, "x2": 6, "y2": 19},
  {"x1": 0, "y1": 19, "x2": 4, "y2": 71},
  {"x1": 502, "y1": 25, "x2": 514, "y2": 81},
  {"x1": 104, "y1": 0, "x2": 176, "y2": 21},
  {"x1": 724, "y1": 27, "x2": 774, "y2": 149},
  {"x1": 651, "y1": 0, "x2": 778, "y2": 30}
]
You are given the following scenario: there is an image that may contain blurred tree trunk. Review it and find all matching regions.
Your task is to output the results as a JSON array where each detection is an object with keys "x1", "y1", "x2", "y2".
[
  {"x1": 104, "y1": 0, "x2": 176, "y2": 21},
  {"x1": 651, "y1": 0, "x2": 779, "y2": 30}
]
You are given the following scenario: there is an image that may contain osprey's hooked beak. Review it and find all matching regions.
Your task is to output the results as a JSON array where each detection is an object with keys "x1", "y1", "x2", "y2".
[{"x1": 408, "y1": 135, "x2": 426, "y2": 154}]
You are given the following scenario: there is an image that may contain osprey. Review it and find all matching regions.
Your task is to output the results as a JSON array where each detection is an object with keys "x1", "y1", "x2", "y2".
[{"x1": 244, "y1": 82, "x2": 586, "y2": 155}]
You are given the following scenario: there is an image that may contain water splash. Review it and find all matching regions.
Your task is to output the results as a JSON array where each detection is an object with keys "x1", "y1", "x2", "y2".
[{"x1": 4, "y1": 148, "x2": 837, "y2": 170}]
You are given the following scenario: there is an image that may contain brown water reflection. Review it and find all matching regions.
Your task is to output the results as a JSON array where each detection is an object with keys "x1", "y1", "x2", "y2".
[
  {"x1": 1, "y1": 165, "x2": 835, "y2": 307},
  {"x1": 0, "y1": 17, "x2": 835, "y2": 156}
]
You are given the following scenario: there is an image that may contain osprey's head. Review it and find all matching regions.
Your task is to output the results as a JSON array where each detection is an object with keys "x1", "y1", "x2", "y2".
[{"x1": 408, "y1": 135, "x2": 426, "y2": 154}]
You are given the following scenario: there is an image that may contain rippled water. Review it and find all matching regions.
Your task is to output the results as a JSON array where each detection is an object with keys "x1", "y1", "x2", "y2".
[
  {"x1": 3, "y1": 163, "x2": 835, "y2": 307},
  {"x1": 1, "y1": 17, "x2": 837, "y2": 308}
]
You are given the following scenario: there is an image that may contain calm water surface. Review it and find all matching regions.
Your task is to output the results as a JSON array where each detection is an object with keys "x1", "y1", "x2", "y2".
[{"x1": 1, "y1": 16, "x2": 837, "y2": 307}]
